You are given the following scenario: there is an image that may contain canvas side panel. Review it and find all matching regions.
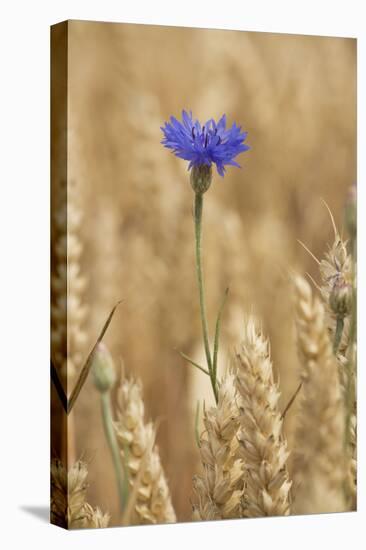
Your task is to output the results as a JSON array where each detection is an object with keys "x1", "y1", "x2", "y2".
[{"x1": 50, "y1": 20, "x2": 69, "y2": 529}]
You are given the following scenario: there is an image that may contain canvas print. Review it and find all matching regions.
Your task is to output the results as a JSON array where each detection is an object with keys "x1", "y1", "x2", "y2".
[{"x1": 50, "y1": 20, "x2": 357, "y2": 529}]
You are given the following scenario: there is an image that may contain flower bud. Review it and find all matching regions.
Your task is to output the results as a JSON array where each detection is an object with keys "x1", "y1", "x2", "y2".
[
  {"x1": 92, "y1": 342, "x2": 116, "y2": 393},
  {"x1": 190, "y1": 164, "x2": 212, "y2": 194},
  {"x1": 329, "y1": 279, "x2": 353, "y2": 318}
]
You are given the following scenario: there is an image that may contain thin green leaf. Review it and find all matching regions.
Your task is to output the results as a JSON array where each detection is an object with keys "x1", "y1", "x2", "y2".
[
  {"x1": 281, "y1": 381, "x2": 303, "y2": 420},
  {"x1": 195, "y1": 400, "x2": 201, "y2": 448},
  {"x1": 50, "y1": 360, "x2": 67, "y2": 413},
  {"x1": 178, "y1": 350, "x2": 210, "y2": 376},
  {"x1": 68, "y1": 300, "x2": 123, "y2": 414}
]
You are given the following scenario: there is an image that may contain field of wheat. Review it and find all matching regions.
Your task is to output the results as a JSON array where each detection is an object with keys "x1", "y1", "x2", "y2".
[{"x1": 50, "y1": 20, "x2": 356, "y2": 528}]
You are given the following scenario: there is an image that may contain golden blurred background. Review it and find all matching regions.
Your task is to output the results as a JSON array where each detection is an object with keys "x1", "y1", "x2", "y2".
[{"x1": 53, "y1": 20, "x2": 356, "y2": 524}]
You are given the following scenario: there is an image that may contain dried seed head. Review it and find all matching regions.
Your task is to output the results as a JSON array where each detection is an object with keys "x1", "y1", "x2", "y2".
[
  {"x1": 292, "y1": 276, "x2": 346, "y2": 514},
  {"x1": 320, "y1": 237, "x2": 352, "y2": 308},
  {"x1": 114, "y1": 377, "x2": 176, "y2": 525},
  {"x1": 234, "y1": 317, "x2": 292, "y2": 517},
  {"x1": 347, "y1": 412, "x2": 357, "y2": 510},
  {"x1": 80, "y1": 504, "x2": 110, "y2": 529},
  {"x1": 51, "y1": 459, "x2": 109, "y2": 529},
  {"x1": 318, "y1": 229, "x2": 353, "y2": 361},
  {"x1": 192, "y1": 372, "x2": 244, "y2": 521},
  {"x1": 329, "y1": 279, "x2": 353, "y2": 318}
]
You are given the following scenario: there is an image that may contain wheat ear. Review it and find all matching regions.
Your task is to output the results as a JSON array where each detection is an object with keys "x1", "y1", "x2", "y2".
[
  {"x1": 292, "y1": 276, "x2": 345, "y2": 513},
  {"x1": 320, "y1": 233, "x2": 357, "y2": 509},
  {"x1": 192, "y1": 372, "x2": 244, "y2": 520},
  {"x1": 347, "y1": 410, "x2": 357, "y2": 509},
  {"x1": 234, "y1": 317, "x2": 292, "y2": 517},
  {"x1": 51, "y1": 459, "x2": 110, "y2": 529},
  {"x1": 51, "y1": 180, "x2": 87, "y2": 463},
  {"x1": 319, "y1": 234, "x2": 352, "y2": 358},
  {"x1": 51, "y1": 179, "x2": 87, "y2": 381},
  {"x1": 114, "y1": 378, "x2": 176, "y2": 525}
]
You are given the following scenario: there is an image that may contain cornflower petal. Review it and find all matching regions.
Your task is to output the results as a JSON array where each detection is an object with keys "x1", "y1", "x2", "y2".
[{"x1": 161, "y1": 111, "x2": 250, "y2": 177}]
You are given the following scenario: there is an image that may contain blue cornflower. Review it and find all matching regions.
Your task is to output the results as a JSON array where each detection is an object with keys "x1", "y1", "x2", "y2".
[{"x1": 161, "y1": 110, "x2": 250, "y2": 177}]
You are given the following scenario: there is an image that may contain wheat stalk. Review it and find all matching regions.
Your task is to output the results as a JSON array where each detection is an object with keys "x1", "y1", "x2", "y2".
[
  {"x1": 192, "y1": 372, "x2": 244, "y2": 520},
  {"x1": 303, "y1": 212, "x2": 357, "y2": 509},
  {"x1": 234, "y1": 317, "x2": 292, "y2": 517},
  {"x1": 51, "y1": 459, "x2": 110, "y2": 529},
  {"x1": 292, "y1": 275, "x2": 345, "y2": 513},
  {"x1": 114, "y1": 377, "x2": 176, "y2": 525},
  {"x1": 337, "y1": 352, "x2": 357, "y2": 510}
]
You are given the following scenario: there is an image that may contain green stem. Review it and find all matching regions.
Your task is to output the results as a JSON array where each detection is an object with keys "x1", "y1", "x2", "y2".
[
  {"x1": 213, "y1": 288, "x2": 229, "y2": 382},
  {"x1": 342, "y1": 300, "x2": 356, "y2": 507},
  {"x1": 100, "y1": 392, "x2": 128, "y2": 513},
  {"x1": 344, "y1": 287, "x2": 357, "y2": 454},
  {"x1": 333, "y1": 316, "x2": 344, "y2": 355},
  {"x1": 194, "y1": 192, "x2": 218, "y2": 403},
  {"x1": 194, "y1": 401, "x2": 201, "y2": 448},
  {"x1": 342, "y1": 194, "x2": 357, "y2": 506}
]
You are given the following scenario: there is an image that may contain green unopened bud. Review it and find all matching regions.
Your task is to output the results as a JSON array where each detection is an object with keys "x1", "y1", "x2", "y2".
[
  {"x1": 92, "y1": 342, "x2": 116, "y2": 393},
  {"x1": 190, "y1": 164, "x2": 212, "y2": 194},
  {"x1": 329, "y1": 280, "x2": 353, "y2": 318}
]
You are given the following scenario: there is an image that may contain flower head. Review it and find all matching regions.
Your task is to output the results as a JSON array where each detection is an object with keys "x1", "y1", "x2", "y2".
[
  {"x1": 161, "y1": 110, "x2": 250, "y2": 177},
  {"x1": 329, "y1": 279, "x2": 353, "y2": 318}
]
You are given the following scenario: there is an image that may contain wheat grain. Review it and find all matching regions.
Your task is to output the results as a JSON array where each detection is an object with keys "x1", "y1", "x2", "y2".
[
  {"x1": 234, "y1": 317, "x2": 292, "y2": 517},
  {"x1": 114, "y1": 377, "x2": 176, "y2": 525},
  {"x1": 51, "y1": 459, "x2": 110, "y2": 529},
  {"x1": 192, "y1": 372, "x2": 244, "y2": 520},
  {"x1": 292, "y1": 276, "x2": 345, "y2": 514},
  {"x1": 78, "y1": 504, "x2": 111, "y2": 528}
]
